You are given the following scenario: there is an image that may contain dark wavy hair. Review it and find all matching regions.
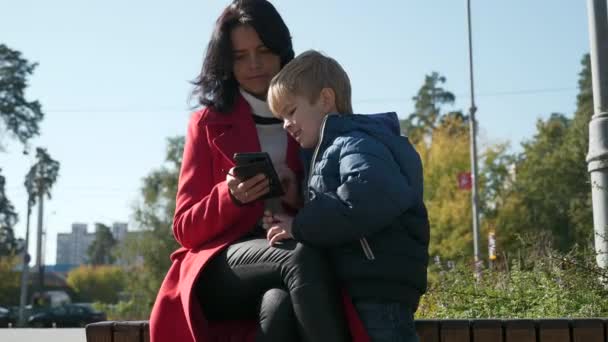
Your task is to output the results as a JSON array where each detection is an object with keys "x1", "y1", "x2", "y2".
[{"x1": 192, "y1": 0, "x2": 294, "y2": 113}]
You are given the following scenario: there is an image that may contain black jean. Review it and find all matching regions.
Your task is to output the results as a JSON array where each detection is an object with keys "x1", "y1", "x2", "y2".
[
  {"x1": 354, "y1": 300, "x2": 419, "y2": 342},
  {"x1": 195, "y1": 235, "x2": 349, "y2": 342}
]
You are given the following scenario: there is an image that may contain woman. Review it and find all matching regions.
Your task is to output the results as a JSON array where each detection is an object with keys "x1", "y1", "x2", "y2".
[{"x1": 149, "y1": 1, "x2": 368, "y2": 341}]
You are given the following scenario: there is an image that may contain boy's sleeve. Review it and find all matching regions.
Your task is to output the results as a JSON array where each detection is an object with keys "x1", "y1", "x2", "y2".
[{"x1": 291, "y1": 136, "x2": 422, "y2": 247}]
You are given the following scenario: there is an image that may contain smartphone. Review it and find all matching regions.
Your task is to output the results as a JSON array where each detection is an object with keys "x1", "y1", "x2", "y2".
[{"x1": 232, "y1": 152, "x2": 285, "y2": 199}]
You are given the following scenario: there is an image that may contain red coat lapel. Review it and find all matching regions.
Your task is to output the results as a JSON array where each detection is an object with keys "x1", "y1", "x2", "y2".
[
  {"x1": 208, "y1": 96, "x2": 261, "y2": 167},
  {"x1": 207, "y1": 94, "x2": 301, "y2": 174}
]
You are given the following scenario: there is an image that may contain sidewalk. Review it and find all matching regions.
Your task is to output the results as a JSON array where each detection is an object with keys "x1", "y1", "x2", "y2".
[{"x1": 0, "y1": 328, "x2": 85, "y2": 342}]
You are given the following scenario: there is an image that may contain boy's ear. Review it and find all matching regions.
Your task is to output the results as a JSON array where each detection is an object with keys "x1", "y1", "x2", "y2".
[{"x1": 319, "y1": 88, "x2": 337, "y2": 114}]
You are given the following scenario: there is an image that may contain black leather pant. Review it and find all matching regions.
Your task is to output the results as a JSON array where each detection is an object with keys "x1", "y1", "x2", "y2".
[{"x1": 195, "y1": 236, "x2": 349, "y2": 342}]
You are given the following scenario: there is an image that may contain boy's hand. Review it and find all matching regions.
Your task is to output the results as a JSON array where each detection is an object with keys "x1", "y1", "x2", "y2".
[{"x1": 263, "y1": 210, "x2": 295, "y2": 245}]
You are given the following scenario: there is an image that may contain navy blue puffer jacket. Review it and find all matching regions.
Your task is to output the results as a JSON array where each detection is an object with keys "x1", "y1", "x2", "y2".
[{"x1": 292, "y1": 112, "x2": 430, "y2": 307}]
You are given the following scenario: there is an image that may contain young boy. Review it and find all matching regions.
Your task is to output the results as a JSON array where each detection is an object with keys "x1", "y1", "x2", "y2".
[{"x1": 264, "y1": 50, "x2": 430, "y2": 341}]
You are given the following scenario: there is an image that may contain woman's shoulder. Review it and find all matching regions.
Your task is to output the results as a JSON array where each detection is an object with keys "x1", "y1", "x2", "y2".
[
  {"x1": 189, "y1": 95, "x2": 250, "y2": 127},
  {"x1": 190, "y1": 107, "x2": 214, "y2": 125},
  {"x1": 190, "y1": 106, "x2": 221, "y2": 124},
  {"x1": 187, "y1": 107, "x2": 229, "y2": 129}
]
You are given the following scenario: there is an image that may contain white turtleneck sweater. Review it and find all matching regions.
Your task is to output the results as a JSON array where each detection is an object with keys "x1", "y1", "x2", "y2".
[{"x1": 239, "y1": 88, "x2": 288, "y2": 214}]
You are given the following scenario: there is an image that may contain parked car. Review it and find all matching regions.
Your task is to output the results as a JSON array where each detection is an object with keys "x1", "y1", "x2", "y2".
[
  {"x1": 0, "y1": 306, "x2": 16, "y2": 327},
  {"x1": 27, "y1": 303, "x2": 106, "y2": 328},
  {"x1": 3, "y1": 305, "x2": 40, "y2": 327}
]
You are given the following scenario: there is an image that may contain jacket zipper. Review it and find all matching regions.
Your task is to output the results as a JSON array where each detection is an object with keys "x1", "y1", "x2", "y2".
[
  {"x1": 306, "y1": 114, "x2": 332, "y2": 193},
  {"x1": 306, "y1": 114, "x2": 375, "y2": 261},
  {"x1": 360, "y1": 238, "x2": 375, "y2": 260}
]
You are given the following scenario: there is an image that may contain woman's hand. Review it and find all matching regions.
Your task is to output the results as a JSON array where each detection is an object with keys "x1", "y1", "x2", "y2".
[
  {"x1": 226, "y1": 169, "x2": 269, "y2": 204},
  {"x1": 277, "y1": 167, "x2": 302, "y2": 209},
  {"x1": 263, "y1": 210, "x2": 294, "y2": 245}
]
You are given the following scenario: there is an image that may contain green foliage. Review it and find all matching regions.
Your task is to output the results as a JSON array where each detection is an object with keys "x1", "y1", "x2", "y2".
[
  {"x1": 406, "y1": 73, "x2": 509, "y2": 261},
  {"x1": 93, "y1": 300, "x2": 148, "y2": 321},
  {"x1": 494, "y1": 55, "x2": 593, "y2": 254},
  {"x1": 0, "y1": 44, "x2": 44, "y2": 146},
  {"x1": 0, "y1": 256, "x2": 21, "y2": 305},
  {"x1": 418, "y1": 246, "x2": 608, "y2": 319},
  {"x1": 401, "y1": 72, "x2": 459, "y2": 143},
  {"x1": 66, "y1": 265, "x2": 126, "y2": 303},
  {"x1": 114, "y1": 136, "x2": 183, "y2": 319},
  {"x1": 404, "y1": 54, "x2": 593, "y2": 263},
  {"x1": 417, "y1": 115, "x2": 474, "y2": 259},
  {"x1": 0, "y1": 44, "x2": 46, "y2": 259},
  {"x1": 0, "y1": 169, "x2": 19, "y2": 256},
  {"x1": 24, "y1": 147, "x2": 60, "y2": 206},
  {"x1": 87, "y1": 223, "x2": 117, "y2": 265}
]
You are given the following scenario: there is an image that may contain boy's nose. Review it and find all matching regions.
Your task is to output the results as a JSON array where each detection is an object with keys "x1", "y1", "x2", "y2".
[{"x1": 283, "y1": 120, "x2": 292, "y2": 131}]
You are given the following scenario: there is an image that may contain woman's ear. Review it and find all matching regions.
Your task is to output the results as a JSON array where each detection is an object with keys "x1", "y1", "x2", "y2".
[{"x1": 319, "y1": 88, "x2": 337, "y2": 114}]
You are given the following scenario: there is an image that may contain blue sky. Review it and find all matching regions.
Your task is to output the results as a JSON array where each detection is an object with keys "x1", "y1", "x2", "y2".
[{"x1": 1, "y1": 1, "x2": 589, "y2": 264}]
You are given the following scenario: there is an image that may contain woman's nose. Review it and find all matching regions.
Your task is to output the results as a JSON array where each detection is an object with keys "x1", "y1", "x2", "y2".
[{"x1": 248, "y1": 52, "x2": 262, "y2": 70}]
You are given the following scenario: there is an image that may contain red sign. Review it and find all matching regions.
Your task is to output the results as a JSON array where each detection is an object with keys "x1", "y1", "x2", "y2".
[{"x1": 458, "y1": 172, "x2": 472, "y2": 190}]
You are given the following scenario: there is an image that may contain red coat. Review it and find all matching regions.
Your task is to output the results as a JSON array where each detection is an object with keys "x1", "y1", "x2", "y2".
[{"x1": 150, "y1": 95, "x2": 370, "y2": 342}]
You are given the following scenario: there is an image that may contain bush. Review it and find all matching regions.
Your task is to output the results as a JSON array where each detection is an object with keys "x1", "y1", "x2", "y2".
[
  {"x1": 66, "y1": 265, "x2": 126, "y2": 303},
  {"x1": 93, "y1": 298, "x2": 150, "y2": 321},
  {"x1": 0, "y1": 256, "x2": 20, "y2": 306},
  {"x1": 417, "y1": 248, "x2": 608, "y2": 319}
]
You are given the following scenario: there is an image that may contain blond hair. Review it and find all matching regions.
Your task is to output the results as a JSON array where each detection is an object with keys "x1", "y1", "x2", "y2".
[{"x1": 268, "y1": 50, "x2": 353, "y2": 116}]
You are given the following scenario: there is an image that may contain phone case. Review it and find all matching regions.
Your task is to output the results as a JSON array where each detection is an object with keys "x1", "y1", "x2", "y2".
[
  {"x1": 233, "y1": 152, "x2": 285, "y2": 200},
  {"x1": 234, "y1": 152, "x2": 269, "y2": 165}
]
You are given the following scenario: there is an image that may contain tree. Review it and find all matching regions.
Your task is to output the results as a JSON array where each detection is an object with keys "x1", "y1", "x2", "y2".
[
  {"x1": 0, "y1": 256, "x2": 20, "y2": 305},
  {"x1": 24, "y1": 147, "x2": 60, "y2": 205},
  {"x1": 66, "y1": 265, "x2": 126, "y2": 303},
  {"x1": 0, "y1": 44, "x2": 44, "y2": 146},
  {"x1": 418, "y1": 115, "x2": 475, "y2": 259},
  {"x1": 22, "y1": 147, "x2": 59, "y2": 291},
  {"x1": 420, "y1": 54, "x2": 594, "y2": 261},
  {"x1": 494, "y1": 55, "x2": 593, "y2": 254},
  {"x1": 0, "y1": 44, "x2": 44, "y2": 259},
  {"x1": 116, "y1": 136, "x2": 183, "y2": 318},
  {"x1": 478, "y1": 143, "x2": 516, "y2": 232},
  {"x1": 401, "y1": 72, "x2": 458, "y2": 143},
  {"x1": 404, "y1": 73, "x2": 473, "y2": 260},
  {"x1": 0, "y1": 170, "x2": 19, "y2": 256},
  {"x1": 87, "y1": 223, "x2": 117, "y2": 265},
  {"x1": 562, "y1": 55, "x2": 593, "y2": 244},
  {"x1": 404, "y1": 72, "x2": 514, "y2": 262}
]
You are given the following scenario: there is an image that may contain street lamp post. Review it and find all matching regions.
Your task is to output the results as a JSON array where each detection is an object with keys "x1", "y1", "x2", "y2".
[
  {"x1": 18, "y1": 150, "x2": 36, "y2": 327},
  {"x1": 17, "y1": 199, "x2": 32, "y2": 327},
  {"x1": 466, "y1": 0, "x2": 482, "y2": 277},
  {"x1": 586, "y1": 0, "x2": 608, "y2": 269}
]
